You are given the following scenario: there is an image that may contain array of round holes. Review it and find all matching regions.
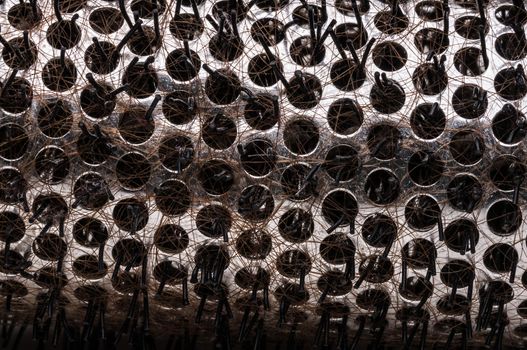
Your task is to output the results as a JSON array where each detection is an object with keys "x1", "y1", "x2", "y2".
[{"x1": 2, "y1": 0, "x2": 527, "y2": 348}]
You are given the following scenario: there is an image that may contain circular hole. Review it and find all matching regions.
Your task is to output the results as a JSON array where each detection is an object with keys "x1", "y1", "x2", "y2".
[
  {"x1": 194, "y1": 244, "x2": 230, "y2": 274},
  {"x1": 374, "y1": 10, "x2": 409, "y2": 35},
  {"x1": 255, "y1": 0, "x2": 289, "y2": 10},
  {"x1": 73, "y1": 217, "x2": 108, "y2": 247},
  {"x1": 372, "y1": 41, "x2": 408, "y2": 71},
  {"x1": 35, "y1": 147, "x2": 70, "y2": 184},
  {"x1": 244, "y1": 93, "x2": 279, "y2": 130},
  {"x1": 196, "y1": 205, "x2": 232, "y2": 239},
  {"x1": 122, "y1": 62, "x2": 158, "y2": 99},
  {"x1": 324, "y1": 144, "x2": 360, "y2": 182},
  {"x1": 205, "y1": 68, "x2": 240, "y2": 105},
  {"x1": 131, "y1": 0, "x2": 166, "y2": 18},
  {"x1": 235, "y1": 229, "x2": 272, "y2": 260},
  {"x1": 334, "y1": 22, "x2": 367, "y2": 50},
  {"x1": 483, "y1": 243, "x2": 518, "y2": 274},
  {"x1": 408, "y1": 150, "x2": 444, "y2": 186},
  {"x1": 283, "y1": 119, "x2": 319, "y2": 155},
  {"x1": 0, "y1": 168, "x2": 27, "y2": 206},
  {"x1": 0, "y1": 280, "x2": 28, "y2": 300},
  {"x1": 169, "y1": 13, "x2": 204, "y2": 41},
  {"x1": 320, "y1": 233, "x2": 355, "y2": 265},
  {"x1": 454, "y1": 47, "x2": 488, "y2": 76},
  {"x1": 238, "y1": 185, "x2": 274, "y2": 221},
  {"x1": 166, "y1": 49, "x2": 201, "y2": 81},
  {"x1": 33, "y1": 267, "x2": 68, "y2": 289},
  {"x1": 89, "y1": 7, "x2": 123, "y2": 34},
  {"x1": 80, "y1": 80, "x2": 115, "y2": 119},
  {"x1": 209, "y1": 32, "x2": 244, "y2": 62},
  {"x1": 0, "y1": 124, "x2": 28, "y2": 160},
  {"x1": 153, "y1": 261, "x2": 187, "y2": 285},
  {"x1": 8, "y1": 3, "x2": 42, "y2": 30},
  {"x1": 487, "y1": 200, "x2": 522, "y2": 236},
  {"x1": 358, "y1": 255, "x2": 394, "y2": 283},
  {"x1": 414, "y1": 28, "x2": 448, "y2": 54},
  {"x1": 367, "y1": 124, "x2": 401, "y2": 159},
  {"x1": 198, "y1": 160, "x2": 235, "y2": 196},
  {"x1": 494, "y1": 66, "x2": 527, "y2": 101},
  {"x1": 401, "y1": 239, "x2": 436, "y2": 269},
  {"x1": 111, "y1": 238, "x2": 146, "y2": 268},
  {"x1": 251, "y1": 18, "x2": 285, "y2": 46},
  {"x1": 84, "y1": 41, "x2": 119, "y2": 75},
  {"x1": 274, "y1": 282, "x2": 309, "y2": 306},
  {"x1": 439, "y1": 260, "x2": 474, "y2": 288},
  {"x1": 73, "y1": 172, "x2": 111, "y2": 210},
  {"x1": 211, "y1": 0, "x2": 247, "y2": 22},
  {"x1": 127, "y1": 26, "x2": 161, "y2": 56},
  {"x1": 162, "y1": 90, "x2": 196, "y2": 125},
  {"x1": 202, "y1": 113, "x2": 237, "y2": 150},
  {"x1": 317, "y1": 270, "x2": 353, "y2": 296},
  {"x1": 2, "y1": 37, "x2": 38, "y2": 70},
  {"x1": 410, "y1": 103, "x2": 446, "y2": 139},
  {"x1": 518, "y1": 300, "x2": 527, "y2": 318},
  {"x1": 286, "y1": 72, "x2": 323, "y2": 109},
  {"x1": 154, "y1": 179, "x2": 191, "y2": 216},
  {"x1": 436, "y1": 294, "x2": 469, "y2": 315},
  {"x1": 281, "y1": 163, "x2": 318, "y2": 201},
  {"x1": 361, "y1": 213, "x2": 397, "y2": 248},
  {"x1": 495, "y1": 4, "x2": 527, "y2": 26},
  {"x1": 405, "y1": 195, "x2": 440, "y2": 231},
  {"x1": 154, "y1": 224, "x2": 189, "y2": 254},
  {"x1": 0, "y1": 77, "x2": 33, "y2": 114},
  {"x1": 447, "y1": 174, "x2": 483, "y2": 212},
  {"x1": 449, "y1": 129, "x2": 485, "y2": 165},
  {"x1": 46, "y1": 20, "x2": 81, "y2": 49},
  {"x1": 276, "y1": 249, "x2": 312, "y2": 278},
  {"x1": 321, "y1": 190, "x2": 358, "y2": 229},
  {"x1": 489, "y1": 155, "x2": 525, "y2": 191},
  {"x1": 399, "y1": 276, "x2": 433, "y2": 301},
  {"x1": 495, "y1": 32, "x2": 527, "y2": 60},
  {"x1": 415, "y1": 1, "x2": 445, "y2": 21},
  {"x1": 116, "y1": 153, "x2": 151, "y2": 190},
  {"x1": 112, "y1": 198, "x2": 149, "y2": 233},
  {"x1": 412, "y1": 62, "x2": 448, "y2": 95},
  {"x1": 454, "y1": 16, "x2": 487, "y2": 39},
  {"x1": 452, "y1": 84, "x2": 487, "y2": 119},
  {"x1": 478, "y1": 281, "x2": 513, "y2": 306},
  {"x1": 278, "y1": 208, "x2": 314, "y2": 243},
  {"x1": 370, "y1": 76, "x2": 405, "y2": 114},
  {"x1": 118, "y1": 106, "x2": 154, "y2": 144},
  {"x1": 0, "y1": 248, "x2": 30, "y2": 275},
  {"x1": 292, "y1": 4, "x2": 325, "y2": 28},
  {"x1": 31, "y1": 193, "x2": 68, "y2": 227},
  {"x1": 32, "y1": 233, "x2": 67, "y2": 261},
  {"x1": 112, "y1": 271, "x2": 139, "y2": 294},
  {"x1": 248, "y1": 53, "x2": 282, "y2": 86},
  {"x1": 356, "y1": 289, "x2": 390, "y2": 311},
  {"x1": 72, "y1": 255, "x2": 107, "y2": 279},
  {"x1": 158, "y1": 135, "x2": 194, "y2": 172},
  {"x1": 330, "y1": 58, "x2": 366, "y2": 91},
  {"x1": 327, "y1": 98, "x2": 363, "y2": 135},
  {"x1": 60, "y1": 0, "x2": 87, "y2": 12},
  {"x1": 444, "y1": 219, "x2": 479, "y2": 254},
  {"x1": 77, "y1": 126, "x2": 114, "y2": 165},
  {"x1": 37, "y1": 99, "x2": 72, "y2": 138},
  {"x1": 289, "y1": 36, "x2": 325, "y2": 67},
  {"x1": 239, "y1": 139, "x2": 276, "y2": 177},
  {"x1": 365, "y1": 169, "x2": 400, "y2": 205},
  {"x1": 0, "y1": 211, "x2": 25, "y2": 244},
  {"x1": 42, "y1": 57, "x2": 77, "y2": 92},
  {"x1": 492, "y1": 104, "x2": 527, "y2": 144}
]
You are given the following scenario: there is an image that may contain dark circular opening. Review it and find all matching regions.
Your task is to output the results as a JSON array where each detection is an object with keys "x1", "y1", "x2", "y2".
[
  {"x1": 283, "y1": 119, "x2": 319, "y2": 155},
  {"x1": 444, "y1": 219, "x2": 479, "y2": 254},
  {"x1": 8, "y1": 3, "x2": 42, "y2": 30},
  {"x1": 412, "y1": 62, "x2": 448, "y2": 95},
  {"x1": 399, "y1": 276, "x2": 433, "y2": 301},
  {"x1": 0, "y1": 211, "x2": 25, "y2": 243},
  {"x1": 60, "y1": 0, "x2": 87, "y2": 12},
  {"x1": 166, "y1": 49, "x2": 201, "y2": 81},
  {"x1": 495, "y1": 4, "x2": 527, "y2": 26},
  {"x1": 365, "y1": 169, "x2": 400, "y2": 205},
  {"x1": 334, "y1": 22, "x2": 367, "y2": 50},
  {"x1": 372, "y1": 41, "x2": 408, "y2": 71},
  {"x1": 321, "y1": 190, "x2": 358, "y2": 229},
  {"x1": 449, "y1": 129, "x2": 485, "y2": 165},
  {"x1": 248, "y1": 53, "x2": 282, "y2": 86},
  {"x1": 153, "y1": 261, "x2": 187, "y2": 284},
  {"x1": 77, "y1": 127, "x2": 113, "y2": 165},
  {"x1": 278, "y1": 208, "x2": 313, "y2": 243},
  {"x1": 452, "y1": 84, "x2": 487, "y2": 119},
  {"x1": 112, "y1": 198, "x2": 149, "y2": 233},
  {"x1": 327, "y1": 98, "x2": 363, "y2": 135},
  {"x1": 483, "y1": 243, "x2": 518, "y2": 273},
  {"x1": 317, "y1": 271, "x2": 353, "y2": 296},
  {"x1": 31, "y1": 193, "x2": 68, "y2": 226},
  {"x1": 244, "y1": 93, "x2": 279, "y2": 130},
  {"x1": 0, "y1": 249, "x2": 30, "y2": 275},
  {"x1": 154, "y1": 224, "x2": 189, "y2": 254},
  {"x1": 80, "y1": 80, "x2": 115, "y2": 119},
  {"x1": 402, "y1": 239, "x2": 436, "y2": 269},
  {"x1": 359, "y1": 255, "x2": 394, "y2": 283},
  {"x1": 292, "y1": 4, "x2": 325, "y2": 28},
  {"x1": 115, "y1": 153, "x2": 152, "y2": 190},
  {"x1": 158, "y1": 135, "x2": 194, "y2": 172},
  {"x1": 290, "y1": 36, "x2": 325, "y2": 67},
  {"x1": 198, "y1": 160, "x2": 235, "y2": 195},
  {"x1": 89, "y1": 7, "x2": 123, "y2": 34},
  {"x1": 196, "y1": 205, "x2": 232, "y2": 239},
  {"x1": 73, "y1": 172, "x2": 111, "y2": 210},
  {"x1": 414, "y1": 27, "x2": 448, "y2": 54},
  {"x1": 362, "y1": 213, "x2": 397, "y2": 248},
  {"x1": 46, "y1": 20, "x2": 81, "y2": 49},
  {"x1": 118, "y1": 106, "x2": 154, "y2": 144},
  {"x1": 330, "y1": 59, "x2": 366, "y2": 91},
  {"x1": 251, "y1": 18, "x2": 285, "y2": 46},
  {"x1": 495, "y1": 32, "x2": 527, "y2": 61},
  {"x1": 234, "y1": 267, "x2": 270, "y2": 291},
  {"x1": 72, "y1": 255, "x2": 107, "y2": 279},
  {"x1": 276, "y1": 249, "x2": 312, "y2": 278},
  {"x1": 518, "y1": 301, "x2": 527, "y2": 318},
  {"x1": 0, "y1": 124, "x2": 29, "y2": 160},
  {"x1": 111, "y1": 271, "x2": 139, "y2": 294},
  {"x1": 415, "y1": 1, "x2": 445, "y2": 22},
  {"x1": 405, "y1": 195, "x2": 440, "y2": 231},
  {"x1": 32, "y1": 233, "x2": 67, "y2": 261},
  {"x1": 487, "y1": 200, "x2": 522, "y2": 236},
  {"x1": 494, "y1": 66, "x2": 527, "y2": 101},
  {"x1": 239, "y1": 139, "x2": 276, "y2": 177},
  {"x1": 205, "y1": 68, "x2": 240, "y2": 105},
  {"x1": 374, "y1": 10, "x2": 409, "y2": 35},
  {"x1": 122, "y1": 62, "x2": 158, "y2": 99},
  {"x1": 236, "y1": 229, "x2": 272, "y2": 260},
  {"x1": 0, "y1": 280, "x2": 28, "y2": 299},
  {"x1": 454, "y1": 15, "x2": 487, "y2": 39},
  {"x1": 128, "y1": 26, "x2": 161, "y2": 56},
  {"x1": 454, "y1": 47, "x2": 488, "y2": 76},
  {"x1": 35, "y1": 147, "x2": 70, "y2": 184},
  {"x1": 320, "y1": 233, "x2": 355, "y2": 264},
  {"x1": 130, "y1": 0, "x2": 166, "y2": 18},
  {"x1": 84, "y1": 41, "x2": 119, "y2": 75},
  {"x1": 42, "y1": 57, "x2": 77, "y2": 92},
  {"x1": 447, "y1": 174, "x2": 483, "y2": 212},
  {"x1": 169, "y1": 14, "x2": 204, "y2": 41},
  {"x1": 410, "y1": 103, "x2": 446, "y2": 139},
  {"x1": 111, "y1": 238, "x2": 146, "y2": 267},
  {"x1": 286, "y1": 72, "x2": 323, "y2": 109},
  {"x1": 209, "y1": 32, "x2": 244, "y2": 62},
  {"x1": 439, "y1": 260, "x2": 474, "y2": 288},
  {"x1": 154, "y1": 179, "x2": 191, "y2": 216},
  {"x1": 0, "y1": 168, "x2": 27, "y2": 206},
  {"x1": 162, "y1": 90, "x2": 196, "y2": 125},
  {"x1": 408, "y1": 150, "x2": 444, "y2": 186},
  {"x1": 202, "y1": 113, "x2": 237, "y2": 149},
  {"x1": 492, "y1": 104, "x2": 527, "y2": 144},
  {"x1": 324, "y1": 144, "x2": 360, "y2": 182},
  {"x1": 37, "y1": 99, "x2": 72, "y2": 138},
  {"x1": 489, "y1": 155, "x2": 526, "y2": 191},
  {"x1": 356, "y1": 289, "x2": 391, "y2": 310},
  {"x1": 370, "y1": 76, "x2": 405, "y2": 114},
  {"x1": 194, "y1": 244, "x2": 230, "y2": 274},
  {"x1": 367, "y1": 124, "x2": 401, "y2": 160},
  {"x1": 73, "y1": 217, "x2": 108, "y2": 247},
  {"x1": 274, "y1": 282, "x2": 309, "y2": 306},
  {"x1": 281, "y1": 163, "x2": 318, "y2": 201},
  {"x1": 238, "y1": 185, "x2": 274, "y2": 221},
  {"x1": 0, "y1": 77, "x2": 33, "y2": 114},
  {"x1": 2, "y1": 37, "x2": 38, "y2": 70},
  {"x1": 436, "y1": 294, "x2": 469, "y2": 315}
]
